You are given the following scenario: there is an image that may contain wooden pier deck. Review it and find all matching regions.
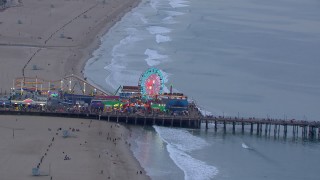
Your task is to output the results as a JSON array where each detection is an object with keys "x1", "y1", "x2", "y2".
[
  {"x1": 1, "y1": 110, "x2": 320, "y2": 140},
  {"x1": 0, "y1": 110, "x2": 201, "y2": 128},
  {"x1": 202, "y1": 117, "x2": 320, "y2": 140}
]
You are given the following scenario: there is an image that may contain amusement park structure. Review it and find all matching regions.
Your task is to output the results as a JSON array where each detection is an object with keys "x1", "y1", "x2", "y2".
[
  {"x1": 138, "y1": 67, "x2": 165, "y2": 97},
  {"x1": 2, "y1": 68, "x2": 320, "y2": 140},
  {"x1": 13, "y1": 74, "x2": 110, "y2": 96},
  {"x1": 8, "y1": 68, "x2": 188, "y2": 112}
]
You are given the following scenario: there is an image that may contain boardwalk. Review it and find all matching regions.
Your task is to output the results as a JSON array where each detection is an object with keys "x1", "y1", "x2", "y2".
[{"x1": 0, "y1": 110, "x2": 202, "y2": 129}]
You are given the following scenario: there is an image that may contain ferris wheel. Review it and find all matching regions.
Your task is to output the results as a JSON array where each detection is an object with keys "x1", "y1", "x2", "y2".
[{"x1": 138, "y1": 68, "x2": 164, "y2": 96}]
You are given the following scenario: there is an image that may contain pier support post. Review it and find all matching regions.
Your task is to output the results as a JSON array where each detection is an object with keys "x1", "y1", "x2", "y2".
[
  {"x1": 188, "y1": 119, "x2": 190, "y2": 127},
  {"x1": 206, "y1": 120, "x2": 208, "y2": 130},
  {"x1": 274, "y1": 124, "x2": 277, "y2": 137},
  {"x1": 284, "y1": 125, "x2": 287, "y2": 138},
  {"x1": 241, "y1": 122, "x2": 244, "y2": 134},
  {"x1": 135, "y1": 116, "x2": 137, "y2": 125},
  {"x1": 153, "y1": 117, "x2": 155, "y2": 125},
  {"x1": 232, "y1": 122, "x2": 235, "y2": 134},
  {"x1": 265, "y1": 124, "x2": 268, "y2": 135},
  {"x1": 293, "y1": 125, "x2": 295, "y2": 137},
  {"x1": 117, "y1": 116, "x2": 119, "y2": 123},
  {"x1": 309, "y1": 126, "x2": 314, "y2": 139},
  {"x1": 171, "y1": 118, "x2": 174, "y2": 127},
  {"x1": 144, "y1": 117, "x2": 146, "y2": 126},
  {"x1": 256, "y1": 123, "x2": 259, "y2": 135},
  {"x1": 277, "y1": 125, "x2": 280, "y2": 137},
  {"x1": 223, "y1": 121, "x2": 226, "y2": 133},
  {"x1": 126, "y1": 116, "x2": 128, "y2": 124},
  {"x1": 214, "y1": 121, "x2": 217, "y2": 131},
  {"x1": 162, "y1": 119, "x2": 164, "y2": 126},
  {"x1": 268, "y1": 123, "x2": 271, "y2": 136},
  {"x1": 250, "y1": 123, "x2": 253, "y2": 134}
]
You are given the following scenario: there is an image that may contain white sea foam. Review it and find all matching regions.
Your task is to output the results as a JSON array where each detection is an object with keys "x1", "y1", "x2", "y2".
[
  {"x1": 242, "y1": 143, "x2": 251, "y2": 149},
  {"x1": 167, "y1": 145, "x2": 218, "y2": 180},
  {"x1": 165, "y1": 10, "x2": 185, "y2": 16},
  {"x1": 144, "y1": 49, "x2": 168, "y2": 66},
  {"x1": 169, "y1": 0, "x2": 190, "y2": 8},
  {"x1": 133, "y1": 12, "x2": 148, "y2": 24},
  {"x1": 162, "y1": 16, "x2": 177, "y2": 24},
  {"x1": 147, "y1": 26, "x2": 171, "y2": 35},
  {"x1": 154, "y1": 126, "x2": 218, "y2": 179},
  {"x1": 156, "y1": 34, "x2": 172, "y2": 43},
  {"x1": 154, "y1": 126, "x2": 208, "y2": 151},
  {"x1": 150, "y1": 0, "x2": 160, "y2": 10},
  {"x1": 199, "y1": 109, "x2": 213, "y2": 116}
]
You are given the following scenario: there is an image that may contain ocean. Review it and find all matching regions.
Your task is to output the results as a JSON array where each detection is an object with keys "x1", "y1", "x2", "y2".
[{"x1": 84, "y1": 0, "x2": 320, "y2": 179}]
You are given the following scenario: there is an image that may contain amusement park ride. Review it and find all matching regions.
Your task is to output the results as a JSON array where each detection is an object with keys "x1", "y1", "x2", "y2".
[
  {"x1": 138, "y1": 67, "x2": 165, "y2": 97},
  {"x1": 12, "y1": 74, "x2": 109, "y2": 96}
]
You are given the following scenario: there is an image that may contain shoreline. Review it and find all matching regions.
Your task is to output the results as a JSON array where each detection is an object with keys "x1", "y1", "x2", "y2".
[
  {"x1": 0, "y1": 0, "x2": 149, "y2": 179},
  {"x1": 78, "y1": 0, "x2": 142, "y2": 80}
]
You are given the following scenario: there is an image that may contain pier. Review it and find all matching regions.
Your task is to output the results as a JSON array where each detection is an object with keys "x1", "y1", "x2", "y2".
[
  {"x1": 202, "y1": 117, "x2": 320, "y2": 140},
  {"x1": 1, "y1": 109, "x2": 320, "y2": 141},
  {"x1": 0, "y1": 71, "x2": 319, "y2": 141},
  {"x1": 0, "y1": 110, "x2": 201, "y2": 129}
]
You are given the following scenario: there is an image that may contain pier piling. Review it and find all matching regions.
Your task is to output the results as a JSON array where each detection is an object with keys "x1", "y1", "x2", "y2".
[
  {"x1": 268, "y1": 124, "x2": 271, "y2": 136},
  {"x1": 232, "y1": 122, "x2": 235, "y2": 134},
  {"x1": 214, "y1": 121, "x2": 217, "y2": 131},
  {"x1": 241, "y1": 122, "x2": 244, "y2": 133},
  {"x1": 264, "y1": 124, "x2": 267, "y2": 135},
  {"x1": 284, "y1": 125, "x2": 287, "y2": 138}
]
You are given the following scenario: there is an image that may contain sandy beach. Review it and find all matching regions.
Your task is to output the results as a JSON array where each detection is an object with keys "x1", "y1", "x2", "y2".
[
  {"x1": 0, "y1": 0, "x2": 140, "y2": 92},
  {"x1": 0, "y1": 115, "x2": 149, "y2": 180},
  {"x1": 0, "y1": 0, "x2": 150, "y2": 179}
]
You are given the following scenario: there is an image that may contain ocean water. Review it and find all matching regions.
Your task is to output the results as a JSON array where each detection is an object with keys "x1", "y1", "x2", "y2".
[{"x1": 84, "y1": 0, "x2": 320, "y2": 179}]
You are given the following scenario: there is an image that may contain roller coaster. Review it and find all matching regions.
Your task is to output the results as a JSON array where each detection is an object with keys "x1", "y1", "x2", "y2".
[{"x1": 13, "y1": 74, "x2": 110, "y2": 96}]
